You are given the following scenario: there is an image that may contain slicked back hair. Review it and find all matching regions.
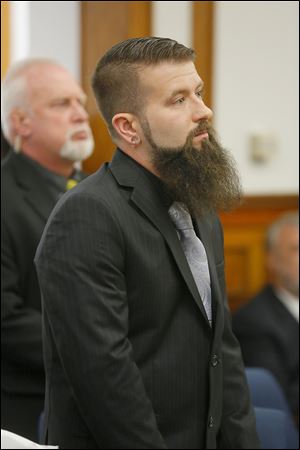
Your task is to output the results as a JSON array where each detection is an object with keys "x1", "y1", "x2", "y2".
[{"x1": 91, "y1": 37, "x2": 195, "y2": 138}]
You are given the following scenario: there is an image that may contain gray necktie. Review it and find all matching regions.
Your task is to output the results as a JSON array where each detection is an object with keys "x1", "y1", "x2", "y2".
[{"x1": 168, "y1": 202, "x2": 212, "y2": 326}]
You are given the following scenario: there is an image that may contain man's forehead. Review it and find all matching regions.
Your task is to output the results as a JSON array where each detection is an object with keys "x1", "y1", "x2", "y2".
[
  {"x1": 27, "y1": 65, "x2": 85, "y2": 98},
  {"x1": 280, "y1": 225, "x2": 299, "y2": 239},
  {"x1": 26, "y1": 63, "x2": 68, "y2": 81},
  {"x1": 140, "y1": 61, "x2": 202, "y2": 94},
  {"x1": 276, "y1": 225, "x2": 299, "y2": 249}
]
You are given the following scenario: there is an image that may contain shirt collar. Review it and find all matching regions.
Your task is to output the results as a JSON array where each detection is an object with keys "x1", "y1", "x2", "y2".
[
  {"x1": 118, "y1": 149, "x2": 173, "y2": 208},
  {"x1": 274, "y1": 286, "x2": 299, "y2": 322}
]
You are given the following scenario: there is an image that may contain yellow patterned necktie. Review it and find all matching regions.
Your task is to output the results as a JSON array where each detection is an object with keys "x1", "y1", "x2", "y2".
[{"x1": 66, "y1": 178, "x2": 78, "y2": 191}]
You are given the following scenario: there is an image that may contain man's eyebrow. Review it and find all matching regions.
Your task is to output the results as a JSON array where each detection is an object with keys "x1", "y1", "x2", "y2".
[
  {"x1": 167, "y1": 82, "x2": 204, "y2": 99},
  {"x1": 196, "y1": 82, "x2": 204, "y2": 91},
  {"x1": 50, "y1": 94, "x2": 87, "y2": 104}
]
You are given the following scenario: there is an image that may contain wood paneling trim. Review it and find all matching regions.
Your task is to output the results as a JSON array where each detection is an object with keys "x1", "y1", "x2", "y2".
[
  {"x1": 238, "y1": 195, "x2": 299, "y2": 210},
  {"x1": 220, "y1": 195, "x2": 299, "y2": 226},
  {"x1": 81, "y1": 1, "x2": 151, "y2": 173},
  {"x1": 128, "y1": 1, "x2": 151, "y2": 38},
  {"x1": 193, "y1": 1, "x2": 214, "y2": 108},
  {"x1": 219, "y1": 194, "x2": 298, "y2": 311},
  {"x1": 1, "y1": 1, "x2": 10, "y2": 79}
]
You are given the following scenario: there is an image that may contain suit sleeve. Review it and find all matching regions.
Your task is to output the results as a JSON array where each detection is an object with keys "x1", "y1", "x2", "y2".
[
  {"x1": 1, "y1": 213, "x2": 44, "y2": 371},
  {"x1": 35, "y1": 192, "x2": 167, "y2": 449},
  {"x1": 214, "y1": 218, "x2": 260, "y2": 449}
]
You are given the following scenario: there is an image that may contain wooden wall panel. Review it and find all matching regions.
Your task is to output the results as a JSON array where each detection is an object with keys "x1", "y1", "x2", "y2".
[
  {"x1": 220, "y1": 195, "x2": 299, "y2": 312},
  {"x1": 193, "y1": 1, "x2": 214, "y2": 108},
  {"x1": 81, "y1": 1, "x2": 151, "y2": 173},
  {"x1": 1, "y1": 1, "x2": 10, "y2": 79}
]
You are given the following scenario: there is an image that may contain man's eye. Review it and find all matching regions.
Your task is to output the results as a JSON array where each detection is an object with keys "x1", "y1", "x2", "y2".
[
  {"x1": 175, "y1": 97, "x2": 185, "y2": 104},
  {"x1": 52, "y1": 100, "x2": 69, "y2": 107},
  {"x1": 196, "y1": 90, "x2": 203, "y2": 98}
]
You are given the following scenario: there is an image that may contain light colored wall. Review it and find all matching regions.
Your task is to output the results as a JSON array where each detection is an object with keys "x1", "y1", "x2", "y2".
[
  {"x1": 213, "y1": 1, "x2": 299, "y2": 195},
  {"x1": 9, "y1": 1, "x2": 80, "y2": 79},
  {"x1": 152, "y1": 1, "x2": 192, "y2": 47}
]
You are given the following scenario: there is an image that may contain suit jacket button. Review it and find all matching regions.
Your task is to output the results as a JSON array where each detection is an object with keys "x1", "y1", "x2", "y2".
[
  {"x1": 208, "y1": 416, "x2": 214, "y2": 428},
  {"x1": 211, "y1": 354, "x2": 218, "y2": 367}
]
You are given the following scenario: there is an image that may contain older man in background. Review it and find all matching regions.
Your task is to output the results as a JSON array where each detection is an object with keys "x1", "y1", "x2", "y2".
[
  {"x1": 233, "y1": 212, "x2": 299, "y2": 420},
  {"x1": 1, "y1": 58, "x2": 94, "y2": 440}
]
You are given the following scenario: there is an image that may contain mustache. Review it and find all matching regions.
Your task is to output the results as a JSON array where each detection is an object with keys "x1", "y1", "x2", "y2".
[
  {"x1": 152, "y1": 121, "x2": 214, "y2": 166},
  {"x1": 191, "y1": 121, "x2": 210, "y2": 137},
  {"x1": 66, "y1": 125, "x2": 92, "y2": 139}
]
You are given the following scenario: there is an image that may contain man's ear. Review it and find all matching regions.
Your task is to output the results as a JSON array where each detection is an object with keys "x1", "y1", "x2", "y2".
[
  {"x1": 112, "y1": 113, "x2": 140, "y2": 146},
  {"x1": 10, "y1": 109, "x2": 32, "y2": 138}
]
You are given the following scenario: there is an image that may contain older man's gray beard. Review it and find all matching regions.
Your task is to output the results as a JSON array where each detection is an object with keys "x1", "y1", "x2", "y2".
[
  {"x1": 142, "y1": 121, "x2": 243, "y2": 218},
  {"x1": 60, "y1": 126, "x2": 94, "y2": 162}
]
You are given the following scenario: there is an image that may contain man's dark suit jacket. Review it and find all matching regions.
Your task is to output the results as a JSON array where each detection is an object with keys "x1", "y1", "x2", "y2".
[
  {"x1": 233, "y1": 285, "x2": 299, "y2": 417},
  {"x1": 35, "y1": 149, "x2": 259, "y2": 449},
  {"x1": 1, "y1": 151, "x2": 84, "y2": 438}
]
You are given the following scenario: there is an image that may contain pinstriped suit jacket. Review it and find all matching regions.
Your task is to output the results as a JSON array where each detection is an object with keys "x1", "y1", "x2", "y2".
[{"x1": 35, "y1": 148, "x2": 259, "y2": 449}]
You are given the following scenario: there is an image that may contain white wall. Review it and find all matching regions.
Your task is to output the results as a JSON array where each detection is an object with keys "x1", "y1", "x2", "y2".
[
  {"x1": 10, "y1": 1, "x2": 80, "y2": 79},
  {"x1": 213, "y1": 1, "x2": 299, "y2": 195},
  {"x1": 152, "y1": 1, "x2": 192, "y2": 47}
]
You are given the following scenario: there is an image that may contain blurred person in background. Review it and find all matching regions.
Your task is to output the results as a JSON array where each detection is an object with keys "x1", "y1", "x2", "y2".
[
  {"x1": 233, "y1": 212, "x2": 299, "y2": 420},
  {"x1": 1, "y1": 58, "x2": 94, "y2": 440}
]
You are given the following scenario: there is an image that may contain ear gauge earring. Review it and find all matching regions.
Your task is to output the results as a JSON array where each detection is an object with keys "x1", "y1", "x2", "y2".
[{"x1": 131, "y1": 136, "x2": 140, "y2": 146}]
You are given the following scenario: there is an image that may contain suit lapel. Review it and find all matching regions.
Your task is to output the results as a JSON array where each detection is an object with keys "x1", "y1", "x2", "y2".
[{"x1": 110, "y1": 150, "x2": 211, "y2": 325}]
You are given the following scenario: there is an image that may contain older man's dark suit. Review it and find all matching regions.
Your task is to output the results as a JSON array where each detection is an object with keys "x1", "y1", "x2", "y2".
[
  {"x1": 35, "y1": 149, "x2": 259, "y2": 449},
  {"x1": 1, "y1": 152, "x2": 84, "y2": 440},
  {"x1": 1, "y1": 152, "x2": 60, "y2": 438},
  {"x1": 233, "y1": 285, "x2": 299, "y2": 417}
]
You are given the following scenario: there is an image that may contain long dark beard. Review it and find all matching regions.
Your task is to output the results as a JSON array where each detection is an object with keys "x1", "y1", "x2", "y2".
[{"x1": 143, "y1": 120, "x2": 243, "y2": 218}]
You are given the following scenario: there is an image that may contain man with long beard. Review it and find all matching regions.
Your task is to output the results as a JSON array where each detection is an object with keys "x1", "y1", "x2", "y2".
[
  {"x1": 35, "y1": 38, "x2": 259, "y2": 449},
  {"x1": 1, "y1": 58, "x2": 94, "y2": 441}
]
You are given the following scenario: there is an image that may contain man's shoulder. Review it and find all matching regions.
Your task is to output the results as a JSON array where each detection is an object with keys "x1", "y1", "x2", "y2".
[
  {"x1": 68, "y1": 163, "x2": 117, "y2": 200},
  {"x1": 243, "y1": 284, "x2": 273, "y2": 306},
  {"x1": 45, "y1": 163, "x2": 117, "y2": 218},
  {"x1": 232, "y1": 286, "x2": 281, "y2": 329},
  {"x1": 1, "y1": 151, "x2": 17, "y2": 178},
  {"x1": 1, "y1": 151, "x2": 43, "y2": 185},
  {"x1": 1, "y1": 154, "x2": 22, "y2": 200}
]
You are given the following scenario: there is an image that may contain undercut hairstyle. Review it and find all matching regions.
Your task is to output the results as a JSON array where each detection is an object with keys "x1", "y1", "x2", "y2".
[
  {"x1": 91, "y1": 37, "x2": 195, "y2": 138},
  {"x1": 265, "y1": 211, "x2": 299, "y2": 251}
]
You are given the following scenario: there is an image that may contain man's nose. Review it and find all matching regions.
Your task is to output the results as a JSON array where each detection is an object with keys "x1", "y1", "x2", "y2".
[
  {"x1": 72, "y1": 102, "x2": 89, "y2": 122},
  {"x1": 192, "y1": 98, "x2": 213, "y2": 123}
]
